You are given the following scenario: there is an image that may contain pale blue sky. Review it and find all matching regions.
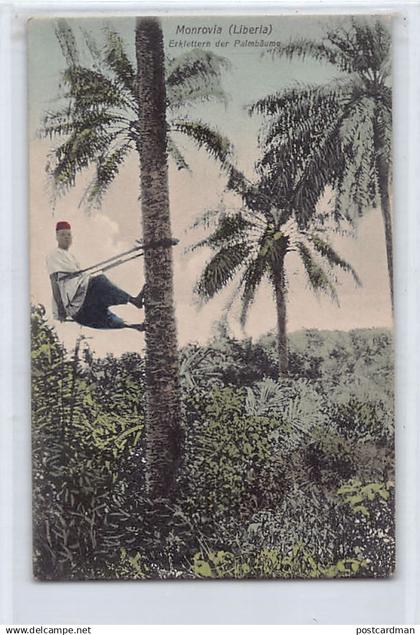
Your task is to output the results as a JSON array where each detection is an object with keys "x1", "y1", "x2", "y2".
[{"x1": 28, "y1": 15, "x2": 340, "y2": 155}]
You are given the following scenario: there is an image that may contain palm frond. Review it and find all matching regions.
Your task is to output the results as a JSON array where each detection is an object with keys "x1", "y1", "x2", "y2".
[
  {"x1": 195, "y1": 243, "x2": 250, "y2": 300},
  {"x1": 226, "y1": 166, "x2": 275, "y2": 218},
  {"x1": 40, "y1": 107, "x2": 77, "y2": 138},
  {"x1": 349, "y1": 18, "x2": 390, "y2": 74},
  {"x1": 334, "y1": 159, "x2": 361, "y2": 220},
  {"x1": 189, "y1": 212, "x2": 253, "y2": 254},
  {"x1": 239, "y1": 254, "x2": 267, "y2": 326},
  {"x1": 80, "y1": 141, "x2": 133, "y2": 209},
  {"x1": 267, "y1": 38, "x2": 350, "y2": 69},
  {"x1": 46, "y1": 127, "x2": 122, "y2": 192},
  {"x1": 170, "y1": 119, "x2": 232, "y2": 166},
  {"x1": 40, "y1": 108, "x2": 126, "y2": 140},
  {"x1": 226, "y1": 165, "x2": 252, "y2": 194},
  {"x1": 267, "y1": 19, "x2": 390, "y2": 78},
  {"x1": 60, "y1": 66, "x2": 134, "y2": 113},
  {"x1": 256, "y1": 93, "x2": 344, "y2": 214},
  {"x1": 219, "y1": 276, "x2": 244, "y2": 324},
  {"x1": 325, "y1": 18, "x2": 391, "y2": 75},
  {"x1": 259, "y1": 87, "x2": 340, "y2": 150},
  {"x1": 245, "y1": 378, "x2": 285, "y2": 417},
  {"x1": 103, "y1": 28, "x2": 137, "y2": 101},
  {"x1": 373, "y1": 19, "x2": 392, "y2": 67},
  {"x1": 250, "y1": 87, "x2": 319, "y2": 117},
  {"x1": 291, "y1": 118, "x2": 344, "y2": 227},
  {"x1": 374, "y1": 101, "x2": 392, "y2": 161},
  {"x1": 166, "y1": 49, "x2": 230, "y2": 109},
  {"x1": 55, "y1": 19, "x2": 79, "y2": 67},
  {"x1": 188, "y1": 206, "x2": 224, "y2": 232},
  {"x1": 169, "y1": 84, "x2": 228, "y2": 110},
  {"x1": 378, "y1": 85, "x2": 392, "y2": 110},
  {"x1": 343, "y1": 98, "x2": 377, "y2": 214},
  {"x1": 80, "y1": 27, "x2": 102, "y2": 68},
  {"x1": 309, "y1": 235, "x2": 361, "y2": 285},
  {"x1": 296, "y1": 241, "x2": 339, "y2": 303},
  {"x1": 167, "y1": 136, "x2": 191, "y2": 171},
  {"x1": 250, "y1": 88, "x2": 346, "y2": 211}
]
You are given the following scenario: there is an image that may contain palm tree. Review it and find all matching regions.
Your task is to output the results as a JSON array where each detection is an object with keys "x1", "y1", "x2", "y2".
[
  {"x1": 134, "y1": 17, "x2": 182, "y2": 497},
  {"x1": 192, "y1": 169, "x2": 360, "y2": 374},
  {"x1": 41, "y1": 19, "x2": 233, "y2": 497},
  {"x1": 251, "y1": 18, "x2": 393, "y2": 306},
  {"x1": 42, "y1": 19, "x2": 232, "y2": 209}
]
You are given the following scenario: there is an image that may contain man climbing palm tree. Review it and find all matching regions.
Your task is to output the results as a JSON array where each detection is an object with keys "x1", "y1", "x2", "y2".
[{"x1": 46, "y1": 221, "x2": 146, "y2": 331}]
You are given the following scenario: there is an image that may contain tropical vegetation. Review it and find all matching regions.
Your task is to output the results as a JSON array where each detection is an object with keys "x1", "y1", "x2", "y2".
[
  {"x1": 41, "y1": 17, "x2": 233, "y2": 496},
  {"x1": 32, "y1": 305, "x2": 394, "y2": 580},
  {"x1": 42, "y1": 19, "x2": 232, "y2": 208},
  {"x1": 32, "y1": 16, "x2": 395, "y2": 580},
  {"x1": 255, "y1": 18, "x2": 393, "y2": 304},
  {"x1": 192, "y1": 170, "x2": 360, "y2": 374}
]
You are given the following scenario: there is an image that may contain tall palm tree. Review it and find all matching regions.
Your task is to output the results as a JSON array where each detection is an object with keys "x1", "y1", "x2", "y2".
[
  {"x1": 41, "y1": 19, "x2": 233, "y2": 496},
  {"x1": 251, "y1": 18, "x2": 393, "y2": 306},
  {"x1": 42, "y1": 19, "x2": 232, "y2": 209},
  {"x1": 135, "y1": 17, "x2": 181, "y2": 497},
  {"x1": 192, "y1": 169, "x2": 360, "y2": 374}
]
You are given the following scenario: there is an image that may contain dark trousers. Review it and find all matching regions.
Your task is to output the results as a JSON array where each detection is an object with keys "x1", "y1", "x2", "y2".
[{"x1": 73, "y1": 274, "x2": 129, "y2": 329}]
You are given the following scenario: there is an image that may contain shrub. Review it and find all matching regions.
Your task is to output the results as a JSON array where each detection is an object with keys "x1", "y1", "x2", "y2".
[
  {"x1": 179, "y1": 385, "x2": 285, "y2": 522},
  {"x1": 32, "y1": 306, "x2": 394, "y2": 579}
]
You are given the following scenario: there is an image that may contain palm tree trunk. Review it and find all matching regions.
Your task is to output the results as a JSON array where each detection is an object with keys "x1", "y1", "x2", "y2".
[
  {"x1": 373, "y1": 116, "x2": 393, "y2": 311},
  {"x1": 135, "y1": 17, "x2": 182, "y2": 498},
  {"x1": 378, "y1": 163, "x2": 393, "y2": 311},
  {"x1": 272, "y1": 264, "x2": 288, "y2": 375}
]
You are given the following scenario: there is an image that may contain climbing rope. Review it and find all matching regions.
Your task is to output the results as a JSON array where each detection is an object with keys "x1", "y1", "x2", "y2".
[{"x1": 60, "y1": 238, "x2": 179, "y2": 280}]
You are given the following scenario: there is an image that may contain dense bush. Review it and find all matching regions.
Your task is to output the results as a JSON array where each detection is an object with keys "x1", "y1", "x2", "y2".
[
  {"x1": 179, "y1": 385, "x2": 285, "y2": 520},
  {"x1": 32, "y1": 306, "x2": 145, "y2": 579},
  {"x1": 32, "y1": 306, "x2": 395, "y2": 579}
]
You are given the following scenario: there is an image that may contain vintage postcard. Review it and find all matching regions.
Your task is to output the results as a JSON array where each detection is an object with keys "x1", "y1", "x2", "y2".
[{"x1": 29, "y1": 14, "x2": 394, "y2": 580}]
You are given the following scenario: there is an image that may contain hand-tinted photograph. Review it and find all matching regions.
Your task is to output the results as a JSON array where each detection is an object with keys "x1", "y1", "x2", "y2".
[{"x1": 29, "y1": 15, "x2": 394, "y2": 580}]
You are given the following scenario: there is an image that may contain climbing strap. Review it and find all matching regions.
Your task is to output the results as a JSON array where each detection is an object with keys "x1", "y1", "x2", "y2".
[
  {"x1": 136, "y1": 238, "x2": 179, "y2": 250},
  {"x1": 60, "y1": 238, "x2": 179, "y2": 280}
]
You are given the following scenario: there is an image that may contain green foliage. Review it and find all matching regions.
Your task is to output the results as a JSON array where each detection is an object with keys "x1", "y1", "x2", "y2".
[
  {"x1": 32, "y1": 305, "x2": 394, "y2": 580},
  {"x1": 191, "y1": 179, "x2": 359, "y2": 374},
  {"x1": 42, "y1": 20, "x2": 233, "y2": 208},
  {"x1": 32, "y1": 305, "x2": 145, "y2": 579},
  {"x1": 180, "y1": 386, "x2": 284, "y2": 520},
  {"x1": 255, "y1": 18, "x2": 391, "y2": 224},
  {"x1": 192, "y1": 550, "x2": 251, "y2": 578},
  {"x1": 297, "y1": 240, "x2": 339, "y2": 302},
  {"x1": 179, "y1": 336, "x2": 278, "y2": 389},
  {"x1": 170, "y1": 119, "x2": 232, "y2": 167},
  {"x1": 191, "y1": 544, "x2": 368, "y2": 579},
  {"x1": 166, "y1": 49, "x2": 231, "y2": 109},
  {"x1": 110, "y1": 547, "x2": 150, "y2": 579},
  {"x1": 337, "y1": 479, "x2": 393, "y2": 518}
]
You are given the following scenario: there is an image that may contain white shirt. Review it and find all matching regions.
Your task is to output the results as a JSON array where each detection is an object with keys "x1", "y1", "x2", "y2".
[{"x1": 46, "y1": 247, "x2": 89, "y2": 318}]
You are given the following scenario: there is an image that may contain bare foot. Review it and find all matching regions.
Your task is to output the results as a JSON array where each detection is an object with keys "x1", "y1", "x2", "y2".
[{"x1": 130, "y1": 284, "x2": 147, "y2": 309}]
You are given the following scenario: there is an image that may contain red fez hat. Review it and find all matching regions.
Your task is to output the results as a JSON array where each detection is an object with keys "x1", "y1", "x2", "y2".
[{"x1": 56, "y1": 221, "x2": 71, "y2": 231}]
